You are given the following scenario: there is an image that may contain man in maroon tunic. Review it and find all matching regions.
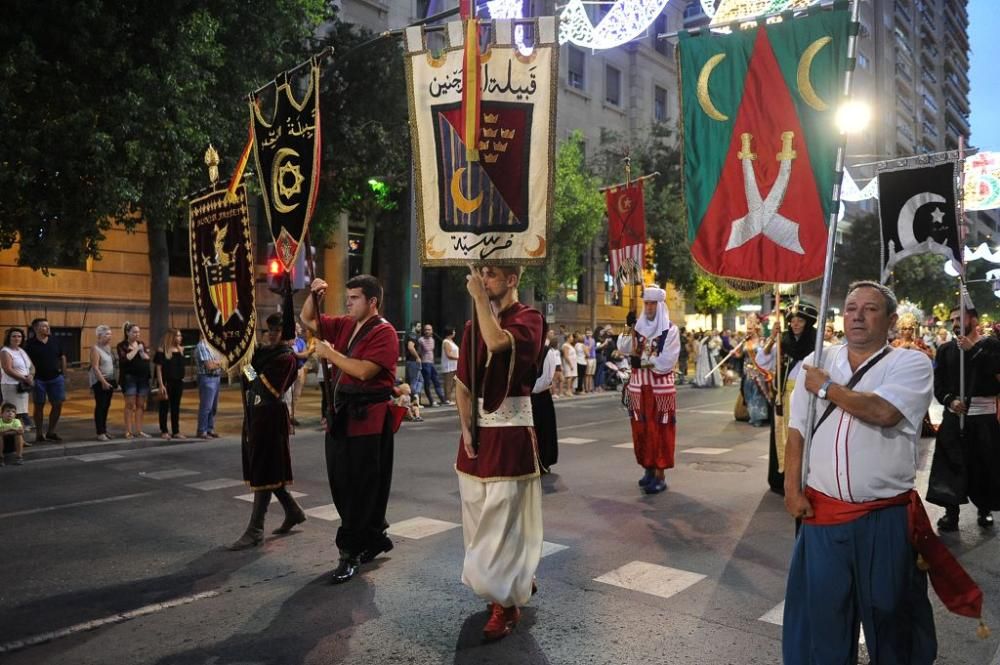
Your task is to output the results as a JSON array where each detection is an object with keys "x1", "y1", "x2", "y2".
[
  {"x1": 229, "y1": 311, "x2": 307, "y2": 550},
  {"x1": 456, "y1": 265, "x2": 544, "y2": 641},
  {"x1": 302, "y1": 274, "x2": 398, "y2": 584}
]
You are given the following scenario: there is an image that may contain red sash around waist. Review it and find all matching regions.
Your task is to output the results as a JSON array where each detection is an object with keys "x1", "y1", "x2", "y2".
[{"x1": 803, "y1": 486, "x2": 984, "y2": 621}]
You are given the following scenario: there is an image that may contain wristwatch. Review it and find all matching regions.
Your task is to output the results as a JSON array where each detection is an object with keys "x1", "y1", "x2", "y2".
[{"x1": 817, "y1": 378, "x2": 833, "y2": 400}]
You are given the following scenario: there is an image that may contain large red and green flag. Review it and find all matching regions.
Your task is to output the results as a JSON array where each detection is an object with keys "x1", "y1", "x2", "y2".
[{"x1": 678, "y1": 6, "x2": 852, "y2": 285}]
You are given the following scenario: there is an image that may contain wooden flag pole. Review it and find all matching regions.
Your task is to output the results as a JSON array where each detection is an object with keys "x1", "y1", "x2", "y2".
[
  {"x1": 800, "y1": 0, "x2": 862, "y2": 490},
  {"x1": 958, "y1": 136, "x2": 967, "y2": 430}
]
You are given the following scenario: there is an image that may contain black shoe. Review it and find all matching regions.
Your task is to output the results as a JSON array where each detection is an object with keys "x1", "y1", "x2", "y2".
[
  {"x1": 937, "y1": 512, "x2": 959, "y2": 532},
  {"x1": 978, "y1": 511, "x2": 994, "y2": 528},
  {"x1": 359, "y1": 535, "x2": 394, "y2": 563},
  {"x1": 330, "y1": 556, "x2": 360, "y2": 584},
  {"x1": 272, "y1": 508, "x2": 307, "y2": 534}
]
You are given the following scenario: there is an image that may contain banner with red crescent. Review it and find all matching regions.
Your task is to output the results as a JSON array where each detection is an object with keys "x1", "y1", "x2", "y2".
[{"x1": 605, "y1": 180, "x2": 646, "y2": 285}]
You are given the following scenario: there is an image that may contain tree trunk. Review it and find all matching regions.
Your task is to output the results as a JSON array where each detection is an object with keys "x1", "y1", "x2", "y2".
[{"x1": 147, "y1": 226, "x2": 170, "y2": 348}]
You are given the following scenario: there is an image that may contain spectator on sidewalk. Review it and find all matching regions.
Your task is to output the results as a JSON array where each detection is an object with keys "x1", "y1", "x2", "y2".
[
  {"x1": 154, "y1": 328, "x2": 188, "y2": 440},
  {"x1": 1, "y1": 328, "x2": 35, "y2": 431},
  {"x1": 0, "y1": 403, "x2": 25, "y2": 465},
  {"x1": 574, "y1": 333, "x2": 587, "y2": 394},
  {"x1": 441, "y1": 326, "x2": 459, "y2": 403},
  {"x1": 24, "y1": 318, "x2": 67, "y2": 443},
  {"x1": 419, "y1": 323, "x2": 448, "y2": 406},
  {"x1": 291, "y1": 322, "x2": 313, "y2": 427},
  {"x1": 560, "y1": 333, "x2": 578, "y2": 397},
  {"x1": 118, "y1": 322, "x2": 151, "y2": 439},
  {"x1": 88, "y1": 325, "x2": 117, "y2": 441},
  {"x1": 195, "y1": 332, "x2": 223, "y2": 439},
  {"x1": 583, "y1": 329, "x2": 596, "y2": 393},
  {"x1": 405, "y1": 322, "x2": 422, "y2": 402}
]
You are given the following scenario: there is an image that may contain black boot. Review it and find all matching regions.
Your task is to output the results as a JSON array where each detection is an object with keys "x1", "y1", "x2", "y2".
[
  {"x1": 937, "y1": 506, "x2": 959, "y2": 532},
  {"x1": 330, "y1": 553, "x2": 360, "y2": 584},
  {"x1": 272, "y1": 487, "x2": 307, "y2": 534},
  {"x1": 229, "y1": 490, "x2": 270, "y2": 550}
]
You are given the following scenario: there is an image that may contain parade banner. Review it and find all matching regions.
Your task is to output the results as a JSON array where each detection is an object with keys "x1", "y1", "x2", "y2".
[
  {"x1": 404, "y1": 17, "x2": 558, "y2": 265},
  {"x1": 878, "y1": 160, "x2": 962, "y2": 283},
  {"x1": 964, "y1": 151, "x2": 1000, "y2": 212},
  {"x1": 250, "y1": 61, "x2": 321, "y2": 272},
  {"x1": 189, "y1": 184, "x2": 256, "y2": 368},
  {"x1": 678, "y1": 7, "x2": 851, "y2": 284},
  {"x1": 605, "y1": 180, "x2": 646, "y2": 285}
]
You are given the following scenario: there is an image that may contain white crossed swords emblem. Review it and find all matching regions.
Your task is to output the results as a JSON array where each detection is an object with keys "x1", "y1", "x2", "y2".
[{"x1": 725, "y1": 131, "x2": 805, "y2": 255}]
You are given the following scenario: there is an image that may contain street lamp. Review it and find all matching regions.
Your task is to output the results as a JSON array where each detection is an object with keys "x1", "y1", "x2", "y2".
[{"x1": 836, "y1": 100, "x2": 872, "y2": 134}]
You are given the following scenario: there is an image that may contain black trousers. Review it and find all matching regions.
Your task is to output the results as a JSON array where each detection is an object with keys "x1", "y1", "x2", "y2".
[
  {"x1": 931, "y1": 411, "x2": 1000, "y2": 512},
  {"x1": 325, "y1": 412, "x2": 394, "y2": 556},
  {"x1": 158, "y1": 379, "x2": 184, "y2": 435},
  {"x1": 92, "y1": 384, "x2": 114, "y2": 435}
]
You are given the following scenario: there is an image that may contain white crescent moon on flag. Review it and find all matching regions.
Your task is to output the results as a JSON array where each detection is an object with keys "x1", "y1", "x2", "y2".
[{"x1": 896, "y1": 192, "x2": 946, "y2": 249}]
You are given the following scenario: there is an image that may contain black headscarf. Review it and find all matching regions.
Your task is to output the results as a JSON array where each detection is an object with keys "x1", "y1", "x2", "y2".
[{"x1": 779, "y1": 316, "x2": 816, "y2": 384}]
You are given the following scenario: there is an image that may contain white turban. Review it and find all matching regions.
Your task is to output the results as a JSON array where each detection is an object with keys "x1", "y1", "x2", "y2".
[{"x1": 636, "y1": 286, "x2": 670, "y2": 339}]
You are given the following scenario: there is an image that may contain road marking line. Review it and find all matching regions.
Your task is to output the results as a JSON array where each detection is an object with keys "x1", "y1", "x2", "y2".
[
  {"x1": 0, "y1": 492, "x2": 156, "y2": 519},
  {"x1": 541, "y1": 541, "x2": 569, "y2": 557},
  {"x1": 758, "y1": 454, "x2": 770, "y2": 460},
  {"x1": 678, "y1": 399, "x2": 736, "y2": 412},
  {"x1": 141, "y1": 469, "x2": 201, "y2": 480},
  {"x1": 235, "y1": 491, "x2": 306, "y2": 504},
  {"x1": 186, "y1": 478, "x2": 245, "y2": 491},
  {"x1": 612, "y1": 442, "x2": 633, "y2": 449},
  {"x1": 685, "y1": 409, "x2": 732, "y2": 415},
  {"x1": 0, "y1": 589, "x2": 221, "y2": 654},
  {"x1": 594, "y1": 561, "x2": 706, "y2": 600},
  {"x1": 560, "y1": 437, "x2": 596, "y2": 445},
  {"x1": 388, "y1": 516, "x2": 460, "y2": 539},
  {"x1": 681, "y1": 447, "x2": 731, "y2": 455},
  {"x1": 304, "y1": 504, "x2": 341, "y2": 521},
  {"x1": 75, "y1": 452, "x2": 125, "y2": 462},
  {"x1": 758, "y1": 601, "x2": 784, "y2": 625}
]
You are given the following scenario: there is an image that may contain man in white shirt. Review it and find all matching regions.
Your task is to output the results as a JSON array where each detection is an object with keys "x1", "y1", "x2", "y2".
[{"x1": 781, "y1": 281, "x2": 972, "y2": 664}]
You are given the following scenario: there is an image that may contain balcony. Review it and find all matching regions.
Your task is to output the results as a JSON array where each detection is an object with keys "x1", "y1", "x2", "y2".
[
  {"x1": 945, "y1": 72, "x2": 969, "y2": 96},
  {"x1": 921, "y1": 67, "x2": 938, "y2": 85},
  {"x1": 945, "y1": 98, "x2": 970, "y2": 126},
  {"x1": 897, "y1": 122, "x2": 915, "y2": 143},
  {"x1": 895, "y1": 1, "x2": 912, "y2": 25},
  {"x1": 897, "y1": 94, "x2": 915, "y2": 117},
  {"x1": 922, "y1": 120, "x2": 939, "y2": 139}
]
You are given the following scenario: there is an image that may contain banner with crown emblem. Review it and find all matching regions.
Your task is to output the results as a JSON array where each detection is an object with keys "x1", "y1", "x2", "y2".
[
  {"x1": 250, "y1": 61, "x2": 321, "y2": 272},
  {"x1": 189, "y1": 184, "x2": 256, "y2": 369},
  {"x1": 404, "y1": 18, "x2": 558, "y2": 265}
]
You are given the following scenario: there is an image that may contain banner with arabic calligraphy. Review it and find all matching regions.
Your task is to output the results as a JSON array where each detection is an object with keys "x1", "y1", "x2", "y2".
[
  {"x1": 404, "y1": 18, "x2": 558, "y2": 265},
  {"x1": 188, "y1": 184, "x2": 256, "y2": 369},
  {"x1": 250, "y1": 62, "x2": 321, "y2": 272}
]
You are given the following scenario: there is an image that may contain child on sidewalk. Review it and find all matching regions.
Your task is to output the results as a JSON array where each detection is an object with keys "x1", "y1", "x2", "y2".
[{"x1": 0, "y1": 402, "x2": 25, "y2": 466}]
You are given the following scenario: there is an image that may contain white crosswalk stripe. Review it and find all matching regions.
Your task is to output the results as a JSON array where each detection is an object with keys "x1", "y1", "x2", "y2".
[
  {"x1": 234, "y1": 491, "x2": 306, "y2": 503},
  {"x1": 75, "y1": 453, "x2": 125, "y2": 462},
  {"x1": 304, "y1": 504, "x2": 341, "y2": 521},
  {"x1": 594, "y1": 561, "x2": 706, "y2": 600},
  {"x1": 388, "y1": 516, "x2": 460, "y2": 539},
  {"x1": 186, "y1": 478, "x2": 245, "y2": 491},
  {"x1": 560, "y1": 437, "x2": 596, "y2": 445},
  {"x1": 681, "y1": 447, "x2": 731, "y2": 455},
  {"x1": 141, "y1": 469, "x2": 201, "y2": 480},
  {"x1": 540, "y1": 541, "x2": 569, "y2": 557}
]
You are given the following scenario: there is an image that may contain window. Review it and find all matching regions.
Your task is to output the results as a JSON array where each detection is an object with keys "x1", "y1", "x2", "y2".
[
  {"x1": 605, "y1": 65, "x2": 621, "y2": 106},
  {"x1": 50, "y1": 327, "x2": 81, "y2": 365},
  {"x1": 654, "y1": 85, "x2": 669, "y2": 122},
  {"x1": 567, "y1": 46, "x2": 585, "y2": 90},
  {"x1": 166, "y1": 226, "x2": 191, "y2": 278},
  {"x1": 857, "y1": 52, "x2": 870, "y2": 70},
  {"x1": 653, "y1": 15, "x2": 671, "y2": 57}
]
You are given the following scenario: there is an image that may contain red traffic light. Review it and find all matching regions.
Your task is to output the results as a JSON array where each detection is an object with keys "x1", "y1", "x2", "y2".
[{"x1": 268, "y1": 259, "x2": 282, "y2": 275}]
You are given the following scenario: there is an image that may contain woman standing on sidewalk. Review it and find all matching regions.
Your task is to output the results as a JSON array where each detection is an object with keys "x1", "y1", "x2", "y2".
[
  {"x1": 118, "y1": 322, "x2": 151, "y2": 439},
  {"x1": 154, "y1": 328, "x2": 188, "y2": 440},
  {"x1": 1, "y1": 328, "x2": 35, "y2": 430},
  {"x1": 88, "y1": 325, "x2": 116, "y2": 441}
]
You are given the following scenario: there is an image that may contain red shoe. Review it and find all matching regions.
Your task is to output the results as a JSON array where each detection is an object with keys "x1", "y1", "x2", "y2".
[{"x1": 483, "y1": 602, "x2": 520, "y2": 641}]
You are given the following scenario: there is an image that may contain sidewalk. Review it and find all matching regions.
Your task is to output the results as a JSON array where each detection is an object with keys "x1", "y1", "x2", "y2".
[{"x1": 16, "y1": 376, "x2": 627, "y2": 462}]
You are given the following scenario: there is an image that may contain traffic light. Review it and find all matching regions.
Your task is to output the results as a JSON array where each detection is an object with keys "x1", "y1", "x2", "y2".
[
  {"x1": 265, "y1": 243, "x2": 287, "y2": 293},
  {"x1": 264, "y1": 242, "x2": 314, "y2": 293}
]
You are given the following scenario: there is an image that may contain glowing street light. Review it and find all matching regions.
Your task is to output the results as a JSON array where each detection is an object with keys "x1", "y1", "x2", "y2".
[{"x1": 836, "y1": 100, "x2": 871, "y2": 134}]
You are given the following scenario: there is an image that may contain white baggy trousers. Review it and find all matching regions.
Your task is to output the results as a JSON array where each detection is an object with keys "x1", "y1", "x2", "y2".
[{"x1": 457, "y1": 473, "x2": 543, "y2": 608}]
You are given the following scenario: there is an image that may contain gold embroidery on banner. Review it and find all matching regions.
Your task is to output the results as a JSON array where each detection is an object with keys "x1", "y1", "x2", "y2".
[
  {"x1": 697, "y1": 53, "x2": 729, "y2": 121},
  {"x1": 797, "y1": 36, "x2": 832, "y2": 111}
]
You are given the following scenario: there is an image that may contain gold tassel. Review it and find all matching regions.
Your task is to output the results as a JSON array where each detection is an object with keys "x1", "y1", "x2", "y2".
[
  {"x1": 915, "y1": 554, "x2": 930, "y2": 571},
  {"x1": 977, "y1": 620, "x2": 991, "y2": 640}
]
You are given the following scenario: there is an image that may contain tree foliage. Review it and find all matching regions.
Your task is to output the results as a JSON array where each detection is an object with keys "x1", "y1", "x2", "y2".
[
  {"x1": 1, "y1": 0, "x2": 332, "y2": 269},
  {"x1": 691, "y1": 274, "x2": 741, "y2": 315},
  {"x1": 524, "y1": 130, "x2": 604, "y2": 297}
]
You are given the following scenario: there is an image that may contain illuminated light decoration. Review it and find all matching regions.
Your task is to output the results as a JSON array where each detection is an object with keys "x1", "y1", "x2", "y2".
[
  {"x1": 700, "y1": 0, "x2": 819, "y2": 27},
  {"x1": 557, "y1": 0, "x2": 670, "y2": 50},
  {"x1": 486, "y1": 0, "x2": 532, "y2": 55}
]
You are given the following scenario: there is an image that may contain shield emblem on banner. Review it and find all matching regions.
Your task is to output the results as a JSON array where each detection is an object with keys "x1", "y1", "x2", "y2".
[
  {"x1": 206, "y1": 261, "x2": 239, "y2": 324},
  {"x1": 250, "y1": 62, "x2": 321, "y2": 271}
]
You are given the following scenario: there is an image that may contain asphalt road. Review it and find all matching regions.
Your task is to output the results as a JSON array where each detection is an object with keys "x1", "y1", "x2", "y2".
[{"x1": 1, "y1": 385, "x2": 997, "y2": 665}]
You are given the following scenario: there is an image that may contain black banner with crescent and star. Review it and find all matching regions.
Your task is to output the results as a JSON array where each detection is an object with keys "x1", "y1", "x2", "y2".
[
  {"x1": 877, "y1": 161, "x2": 962, "y2": 283},
  {"x1": 189, "y1": 184, "x2": 256, "y2": 369},
  {"x1": 250, "y1": 61, "x2": 321, "y2": 271}
]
